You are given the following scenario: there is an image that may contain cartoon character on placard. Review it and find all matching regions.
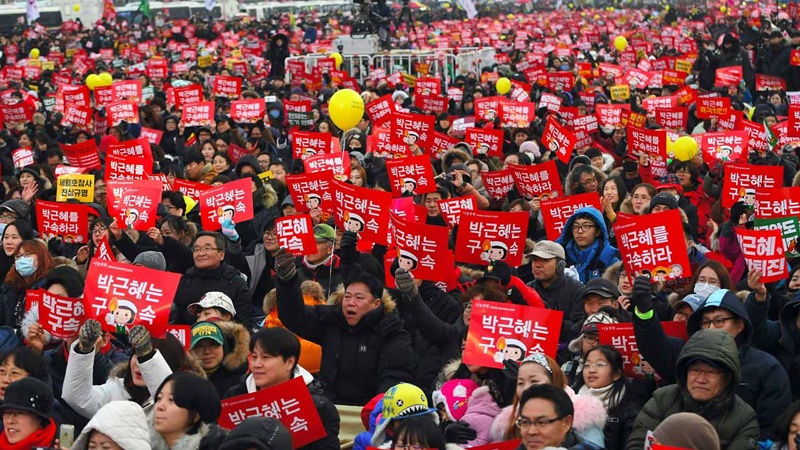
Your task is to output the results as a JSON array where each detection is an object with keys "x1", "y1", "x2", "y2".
[
  {"x1": 344, "y1": 211, "x2": 365, "y2": 233},
  {"x1": 654, "y1": 267, "x2": 668, "y2": 282},
  {"x1": 715, "y1": 145, "x2": 733, "y2": 161},
  {"x1": 669, "y1": 264, "x2": 684, "y2": 280},
  {"x1": 480, "y1": 240, "x2": 508, "y2": 263},
  {"x1": 477, "y1": 142, "x2": 491, "y2": 155},
  {"x1": 397, "y1": 249, "x2": 418, "y2": 272},
  {"x1": 124, "y1": 209, "x2": 139, "y2": 229},
  {"x1": 302, "y1": 148, "x2": 317, "y2": 160},
  {"x1": 632, "y1": 353, "x2": 660, "y2": 381},
  {"x1": 503, "y1": 339, "x2": 527, "y2": 362},
  {"x1": 485, "y1": 108, "x2": 497, "y2": 121},
  {"x1": 305, "y1": 193, "x2": 322, "y2": 210},
  {"x1": 401, "y1": 178, "x2": 417, "y2": 196},
  {"x1": 217, "y1": 204, "x2": 236, "y2": 225},
  {"x1": 404, "y1": 130, "x2": 420, "y2": 146},
  {"x1": 738, "y1": 188, "x2": 756, "y2": 208},
  {"x1": 105, "y1": 297, "x2": 138, "y2": 335}
]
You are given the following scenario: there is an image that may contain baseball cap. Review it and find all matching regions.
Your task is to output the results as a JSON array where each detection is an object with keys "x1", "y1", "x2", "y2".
[
  {"x1": 528, "y1": 240, "x2": 565, "y2": 260},
  {"x1": 656, "y1": 174, "x2": 683, "y2": 195},
  {"x1": 567, "y1": 310, "x2": 618, "y2": 353},
  {"x1": 314, "y1": 224, "x2": 336, "y2": 242},
  {"x1": 674, "y1": 294, "x2": 704, "y2": 313},
  {"x1": 583, "y1": 278, "x2": 621, "y2": 300},
  {"x1": 190, "y1": 321, "x2": 225, "y2": 349},
  {"x1": 187, "y1": 291, "x2": 237, "y2": 317}
]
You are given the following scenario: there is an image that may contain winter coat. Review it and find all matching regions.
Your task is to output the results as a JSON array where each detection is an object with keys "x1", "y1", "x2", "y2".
[
  {"x1": 556, "y1": 207, "x2": 621, "y2": 283},
  {"x1": 601, "y1": 380, "x2": 655, "y2": 450},
  {"x1": 276, "y1": 275, "x2": 416, "y2": 406},
  {"x1": 114, "y1": 231, "x2": 193, "y2": 274},
  {"x1": 205, "y1": 321, "x2": 250, "y2": 397},
  {"x1": 0, "y1": 277, "x2": 46, "y2": 328},
  {"x1": 62, "y1": 344, "x2": 174, "y2": 420},
  {"x1": 745, "y1": 293, "x2": 800, "y2": 400},
  {"x1": 71, "y1": 401, "x2": 151, "y2": 450},
  {"x1": 529, "y1": 274, "x2": 586, "y2": 343},
  {"x1": 246, "y1": 243, "x2": 276, "y2": 305},
  {"x1": 515, "y1": 430, "x2": 603, "y2": 450},
  {"x1": 224, "y1": 366, "x2": 341, "y2": 450},
  {"x1": 263, "y1": 290, "x2": 323, "y2": 374},
  {"x1": 490, "y1": 387, "x2": 607, "y2": 447},
  {"x1": 171, "y1": 262, "x2": 255, "y2": 329},
  {"x1": 149, "y1": 421, "x2": 226, "y2": 450},
  {"x1": 633, "y1": 288, "x2": 791, "y2": 436},
  {"x1": 354, "y1": 397, "x2": 384, "y2": 450},
  {"x1": 296, "y1": 254, "x2": 343, "y2": 299},
  {"x1": 461, "y1": 386, "x2": 502, "y2": 447},
  {"x1": 677, "y1": 196, "x2": 699, "y2": 241},
  {"x1": 683, "y1": 184, "x2": 714, "y2": 244},
  {"x1": 627, "y1": 329, "x2": 760, "y2": 450}
]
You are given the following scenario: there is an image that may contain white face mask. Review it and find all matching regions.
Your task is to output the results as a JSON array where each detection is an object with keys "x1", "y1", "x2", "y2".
[{"x1": 693, "y1": 282, "x2": 719, "y2": 300}]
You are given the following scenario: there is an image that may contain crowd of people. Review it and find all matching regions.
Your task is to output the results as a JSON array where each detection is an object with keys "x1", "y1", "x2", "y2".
[{"x1": 0, "y1": 0, "x2": 798, "y2": 449}]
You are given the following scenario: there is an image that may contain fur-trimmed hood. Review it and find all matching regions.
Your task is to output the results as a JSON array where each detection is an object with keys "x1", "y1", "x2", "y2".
[
  {"x1": 565, "y1": 165, "x2": 607, "y2": 196},
  {"x1": 327, "y1": 289, "x2": 397, "y2": 315},
  {"x1": 217, "y1": 320, "x2": 250, "y2": 371},
  {"x1": 442, "y1": 147, "x2": 472, "y2": 174},
  {"x1": 264, "y1": 280, "x2": 326, "y2": 315},
  {"x1": 110, "y1": 352, "x2": 206, "y2": 381}
]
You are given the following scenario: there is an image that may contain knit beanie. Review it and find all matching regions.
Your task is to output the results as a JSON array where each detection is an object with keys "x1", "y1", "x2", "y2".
[
  {"x1": 653, "y1": 413, "x2": 720, "y2": 450},
  {"x1": 649, "y1": 192, "x2": 679, "y2": 211},
  {"x1": 218, "y1": 417, "x2": 293, "y2": 450},
  {"x1": 133, "y1": 251, "x2": 167, "y2": 271}
]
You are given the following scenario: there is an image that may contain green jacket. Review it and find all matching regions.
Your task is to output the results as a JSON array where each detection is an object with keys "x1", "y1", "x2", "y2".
[{"x1": 627, "y1": 330, "x2": 759, "y2": 450}]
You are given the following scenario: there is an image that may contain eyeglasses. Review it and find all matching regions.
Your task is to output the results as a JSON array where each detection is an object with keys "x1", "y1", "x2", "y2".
[
  {"x1": 463, "y1": 302, "x2": 472, "y2": 312},
  {"x1": 392, "y1": 444, "x2": 423, "y2": 450},
  {"x1": 15, "y1": 252, "x2": 32, "y2": 259},
  {"x1": 263, "y1": 230, "x2": 277, "y2": 238},
  {"x1": 584, "y1": 361, "x2": 610, "y2": 371},
  {"x1": 688, "y1": 367, "x2": 722, "y2": 378},
  {"x1": 572, "y1": 224, "x2": 596, "y2": 233},
  {"x1": 700, "y1": 316, "x2": 736, "y2": 329},
  {"x1": 0, "y1": 212, "x2": 17, "y2": 220},
  {"x1": 92, "y1": 226, "x2": 108, "y2": 235},
  {"x1": 192, "y1": 246, "x2": 222, "y2": 254},
  {"x1": 583, "y1": 335, "x2": 599, "y2": 345},
  {"x1": 515, "y1": 416, "x2": 564, "y2": 430},
  {"x1": 580, "y1": 177, "x2": 598, "y2": 186}
]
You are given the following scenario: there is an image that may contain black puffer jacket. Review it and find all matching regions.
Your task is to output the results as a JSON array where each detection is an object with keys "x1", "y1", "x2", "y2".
[
  {"x1": 745, "y1": 293, "x2": 800, "y2": 400},
  {"x1": 171, "y1": 263, "x2": 255, "y2": 328},
  {"x1": 276, "y1": 276, "x2": 416, "y2": 406}
]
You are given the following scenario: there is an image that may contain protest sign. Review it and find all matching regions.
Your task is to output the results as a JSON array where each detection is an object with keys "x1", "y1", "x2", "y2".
[
  {"x1": 437, "y1": 196, "x2": 476, "y2": 228},
  {"x1": 36, "y1": 200, "x2": 89, "y2": 244},
  {"x1": 598, "y1": 322, "x2": 688, "y2": 379},
  {"x1": 540, "y1": 194, "x2": 603, "y2": 241},
  {"x1": 39, "y1": 291, "x2": 83, "y2": 339},
  {"x1": 481, "y1": 169, "x2": 515, "y2": 199},
  {"x1": 292, "y1": 131, "x2": 333, "y2": 160},
  {"x1": 167, "y1": 325, "x2": 191, "y2": 351},
  {"x1": 541, "y1": 116, "x2": 576, "y2": 164},
  {"x1": 333, "y1": 180, "x2": 392, "y2": 245},
  {"x1": 304, "y1": 152, "x2": 351, "y2": 181},
  {"x1": 754, "y1": 217, "x2": 800, "y2": 259},
  {"x1": 106, "y1": 180, "x2": 162, "y2": 232},
  {"x1": 385, "y1": 155, "x2": 436, "y2": 197},
  {"x1": 699, "y1": 131, "x2": 749, "y2": 163},
  {"x1": 455, "y1": 211, "x2": 529, "y2": 266},
  {"x1": 56, "y1": 174, "x2": 95, "y2": 202},
  {"x1": 722, "y1": 163, "x2": 783, "y2": 209},
  {"x1": 615, "y1": 209, "x2": 691, "y2": 282},
  {"x1": 391, "y1": 212, "x2": 453, "y2": 283},
  {"x1": 465, "y1": 128, "x2": 504, "y2": 158},
  {"x1": 286, "y1": 172, "x2": 335, "y2": 214},
  {"x1": 173, "y1": 178, "x2": 211, "y2": 203},
  {"x1": 199, "y1": 178, "x2": 255, "y2": 231},
  {"x1": 276, "y1": 215, "x2": 318, "y2": 256},
  {"x1": 756, "y1": 187, "x2": 800, "y2": 220},
  {"x1": 182, "y1": 101, "x2": 215, "y2": 127},
  {"x1": 60, "y1": 140, "x2": 102, "y2": 169},
  {"x1": 510, "y1": 160, "x2": 563, "y2": 200},
  {"x1": 230, "y1": 99, "x2": 266, "y2": 123},
  {"x1": 735, "y1": 228, "x2": 788, "y2": 283}
]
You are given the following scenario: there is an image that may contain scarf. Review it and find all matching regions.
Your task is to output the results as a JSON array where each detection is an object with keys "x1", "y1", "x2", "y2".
[
  {"x1": 578, "y1": 383, "x2": 624, "y2": 411},
  {"x1": 303, "y1": 253, "x2": 334, "y2": 270},
  {"x1": 565, "y1": 240, "x2": 599, "y2": 283},
  {"x1": 0, "y1": 417, "x2": 57, "y2": 450}
]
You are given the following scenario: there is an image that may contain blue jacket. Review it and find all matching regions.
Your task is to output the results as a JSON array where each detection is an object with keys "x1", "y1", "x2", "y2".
[
  {"x1": 353, "y1": 397, "x2": 384, "y2": 450},
  {"x1": 556, "y1": 206, "x2": 620, "y2": 283}
]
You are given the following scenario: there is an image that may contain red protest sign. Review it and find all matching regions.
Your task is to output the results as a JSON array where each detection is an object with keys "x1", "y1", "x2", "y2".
[
  {"x1": 213, "y1": 75, "x2": 242, "y2": 98},
  {"x1": 276, "y1": 215, "x2": 318, "y2": 256},
  {"x1": 756, "y1": 187, "x2": 800, "y2": 220},
  {"x1": 699, "y1": 131, "x2": 749, "y2": 164},
  {"x1": 628, "y1": 127, "x2": 667, "y2": 161},
  {"x1": 12, "y1": 147, "x2": 35, "y2": 169},
  {"x1": 722, "y1": 162, "x2": 784, "y2": 208},
  {"x1": 286, "y1": 172, "x2": 335, "y2": 214},
  {"x1": 455, "y1": 211, "x2": 529, "y2": 267},
  {"x1": 367, "y1": 127, "x2": 411, "y2": 158},
  {"x1": 94, "y1": 86, "x2": 114, "y2": 108},
  {"x1": 105, "y1": 155, "x2": 150, "y2": 182},
  {"x1": 173, "y1": 178, "x2": 211, "y2": 203},
  {"x1": 414, "y1": 95, "x2": 448, "y2": 114},
  {"x1": 230, "y1": 99, "x2": 265, "y2": 123},
  {"x1": 540, "y1": 194, "x2": 603, "y2": 241},
  {"x1": 0, "y1": 103, "x2": 34, "y2": 125},
  {"x1": 55, "y1": 85, "x2": 91, "y2": 113},
  {"x1": 366, "y1": 95, "x2": 397, "y2": 129},
  {"x1": 791, "y1": 50, "x2": 800, "y2": 67},
  {"x1": 463, "y1": 300, "x2": 563, "y2": 368},
  {"x1": 474, "y1": 97, "x2": 501, "y2": 122},
  {"x1": 84, "y1": 259, "x2": 180, "y2": 338},
  {"x1": 62, "y1": 104, "x2": 93, "y2": 128},
  {"x1": 787, "y1": 105, "x2": 800, "y2": 140},
  {"x1": 39, "y1": 291, "x2": 83, "y2": 339},
  {"x1": 598, "y1": 322, "x2": 688, "y2": 379},
  {"x1": 465, "y1": 128, "x2": 504, "y2": 158},
  {"x1": 304, "y1": 152, "x2": 351, "y2": 181},
  {"x1": 391, "y1": 111, "x2": 436, "y2": 149},
  {"x1": 166, "y1": 325, "x2": 191, "y2": 351},
  {"x1": 385, "y1": 155, "x2": 436, "y2": 197},
  {"x1": 199, "y1": 178, "x2": 255, "y2": 231},
  {"x1": 140, "y1": 127, "x2": 164, "y2": 146},
  {"x1": 714, "y1": 66, "x2": 742, "y2": 87},
  {"x1": 499, "y1": 101, "x2": 536, "y2": 128},
  {"x1": 481, "y1": 169, "x2": 515, "y2": 199},
  {"x1": 219, "y1": 377, "x2": 326, "y2": 447},
  {"x1": 292, "y1": 131, "x2": 332, "y2": 160},
  {"x1": 595, "y1": 104, "x2": 629, "y2": 126},
  {"x1": 174, "y1": 84, "x2": 204, "y2": 108},
  {"x1": 106, "y1": 180, "x2": 162, "y2": 232},
  {"x1": 542, "y1": 116, "x2": 576, "y2": 164},
  {"x1": 736, "y1": 228, "x2": 787, "y2": 283},
  {"x1": 392, "y1": 213, "x2": 453, "y2": 282},
  {"x1": 94, "y1": 236, "x2": 114, "y2": 261},
  {"x1": 182, "y1": 101, "x2": 215, "y2": 127},
  {"x1": 106, "y1": 101, "x2": 139, "y2": 127},
  {"x1": 415, "y1": 77, "x2": 441, "y2": 96},
  {"x1": 615, "y1": 209, "x2": 692, "y2": 282},
  {"x1": 333, "y1": 180, "x2": 392, "y2": 245},
  {"x1": 510, "y1": 160, "x2": 562, "y2": 200},
  {"x1": 755, "y1": 74, "x2": 786, "y2": 92},
  {"x1": 428, "y1": 131, "x2": 460, "y2": 160},
  {"x1": 696, "y1": 96, "x2": 730, "y2": 119},
  {"x1": 654, "y1": 106, "x2": 688, "y2": 131},
  {"x1": 437, "y1": 196, "x2": 476, "y2": 227},
  {"x1": 36, "y1": 200, "x2": 89, "y2": 244},
  {"x1": 111, "y1": 80, "x2": 142, "y2": 103},
  {"x1": 456, "y1": 440, "x2": 521, "y2": 450}
]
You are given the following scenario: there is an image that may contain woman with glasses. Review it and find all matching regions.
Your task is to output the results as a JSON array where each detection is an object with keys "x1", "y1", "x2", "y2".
[
  {"x1": 390, "y1": 415, "x2": 451, "y2": 450},
  {"x1": 515, "y1": 384, "x2": 603, "y2": 450},
  {"x1": 75, "y1": 217, "x2": 122, "y2": 277}
]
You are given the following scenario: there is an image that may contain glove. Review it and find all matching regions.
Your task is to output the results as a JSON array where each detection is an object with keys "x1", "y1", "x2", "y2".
[
  {"x1": 77, "y1": 319, "x2": 103, "y2": 354},
  {"x1": 274, "y1": 248, "x2": 297, "y2": 281},
  {"x1": 631, "y1": 275, "x2": 654, "y2": 313},
  {"x1": 47, "y1": 237, "x2": 63, "y2": 257},
  {"x1": 443, "y1": 421, "x2": 478, "y2": 444},
  {"x1": 220, "y1": 218, "x2": 240, "y2": 242},
  {"x1": 394, "y1": 268, "x2": 418, "y2": 299},
  {"x1": 502, "y1": 358, "x2": 520, "y2": 383},
  {"x1": 129, "y1": 325, "x2": 154, "y2": 358},
  {"x1": 339, "y1": 231, "x2": 358, "y2": 262},
  {"x1": 489, "y1": 260, "x2": 513, "y2": 286}
]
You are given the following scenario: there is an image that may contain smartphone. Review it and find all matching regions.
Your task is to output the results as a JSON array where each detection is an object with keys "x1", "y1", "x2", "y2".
[{"x1": 59, "y1": 424, "x2": 75, "y2": 448}]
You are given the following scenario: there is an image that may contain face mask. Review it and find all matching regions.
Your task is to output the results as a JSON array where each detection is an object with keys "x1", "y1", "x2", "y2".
[
  {"x1": 601, "y1": 125, "x2": 614, "y2": 135},
  {"x1": 15, "y1": 256, "x2": 36, "y2": 277},
  {"x1": 560, "y1": 64, "x2": 569, "y2": 71},
  {"x1": 269, "y1": 110, "x2": 280, "y2": 118},
  {"x1": 693, "y1": 282, "x2": 719, "y2": 300}
]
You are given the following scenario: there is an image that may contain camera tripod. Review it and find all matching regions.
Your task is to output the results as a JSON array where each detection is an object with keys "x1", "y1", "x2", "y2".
[{"x1": 396, "y1": 0, "x2": 416, "y2": 35}]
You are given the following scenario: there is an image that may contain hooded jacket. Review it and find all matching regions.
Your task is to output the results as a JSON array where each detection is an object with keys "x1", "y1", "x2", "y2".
[
  {"x1": 627, "y1": 329, "x2": 759, "y2": 450},
  {"x1": 276, "y1": 275, "x2": 416, "y2": 406},
  {"x1": 71, "y1": 401, "x2": 151, "y2": 450},
  {"x1": 556, "y1": 207, "x2": 621, "y2": 283},
  {"x1": 264, "y1": 286, "x2": 324, "y2": 374},
  {"x1": 204, "y1": 321, "x2": 250, "y2": 397},
  {"x1": 461, "y1": 386, "x2": 502, "y2": 447},
  {"x1": 149, "y1": 421, "x2": 226, "y2": 450},
  {"x1": 745, "y1": 293, "x2": 800, "y2": 400},
  {"x1": 633, "y1": 289, "x2": 791, "y2": 436}
]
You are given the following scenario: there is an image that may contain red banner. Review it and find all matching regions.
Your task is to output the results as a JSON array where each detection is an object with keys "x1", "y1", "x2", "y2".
[
  {"x1": 213, "y1": 75, "x2": 242, "y2": 98},
  {"x1": 654, "y1": 106, "x2": 688, "y2": 130},
  {"x1": 219, "y1": 377, "x2": 326, "y2": 448},
  {"x1": 756, "y1": 187, "x2": 800, "y2": 220},
  {"x1": 140, "y1": 127, "x2": 164, "y2": 146},
  {"x1": 304, "y1": 152, "x2": 351, "y2": 181},
  {"x1": 510, "y1": 160, "x2": 562, "y2": 200},
  {"x1": 182, "y1": 101, "x2": 215, "y2": 127},
  {"x1": 627, "y1": 127, "x2": 667, "y2": 161},
  {"x1": 106, "y1": 101, "x2": 139, "y2": 127},
  {"x1": 414, "y1": 95, "x2": 448, "y2": 114},
  {"x1": 455, "y1": 211, "x2": 529, "y2": 266},
  {"x1": 465, "y1": 128, "x2": 504, "y2": 158},
  {"x1": 481, "y1": 169, "x2": 515, "y2": 199},
  {"x1": 333, "y1": 180, "x2": 392, "y2": 245},
  {"x1": 615, "y1": 209, "x2": 692, "y2": 282},
  {"x1": 722, "y1": 162, "x2": 784, "y2": 208},
  {"x1": 699, "y1": 131, "x2": 749, "y2": 164},
  {"x1": 111, "y1": 80, "x2": 143, "y2": 103},
  {"x1": 475, "y1": 97, "x2": 502, "y2": 122},
  {"x1": 276, "y1": 215, "x2": 318, "y2": 256},
  {"x1": 230, "y1": 99, "x2": 266, "y2": 124},
  {"x1": 428, "y1": 131, "x2": 460, "y2": 160},
  {"x1": 36, "y1": 200, "x2": 89, "y2": 244},
  {"x1": 696, "y1": 96, "x2": 730, "y2": 120},
  {"x1": 595, "y1": 104, "x2": 629, "y2": 126},
  {"x1": 540, "y1": 194, "x2": 603, "y2": 241},
  {"x1": 714, "y1": 66, "x2": 742, "y2": 87},
  {"x1": 391, "y1": 111, "x2": 436, "y2": 149},
  {"x1": 365, "y1": 95, "x2": 397, "y2": 129},
  {"x1": 792, "y1": 49, "x2": 800, "y2": 67},
  {"x1": 385, "y1": 155, "x2": 437, "y2": 198},
  {"x1": 174, "y1": 84, "x2": 204, "y2": 108},
  {"x1": 166, "y1": 325, "x2": 191, "y2": 351},
  {"x1": 199, "y1": 178, "x2": 255, "y2": 231},
  {"x1": 415, "y1": 77, "x2": 441, "y2": 96},
  {"x1": 286, "y1": 172, "x2": 335, "y2": 214},
  {"x1": 12, "y1": 147, "x2": 35, "y2": 169},
  {"x1": 542, "y1": 116, "x2": 577, "y2": 164},
  {"x1": 292, "y1": 131, "x2": 332, "y2": 160},
  {"x1": 84, "y1": 259, "x2": 180, "y2": 338},
  {"x1": 107, "y1": 180, "x2": 162, "y2": 232},
  {"x1": 437, "y1": 196, "x2": 476, "y2": 227},
  {"x1": 94, "y1": 236, "x2": 114, "y2": 261},
  {"x1": 173, "y1": 178, "x2": 211, "y2": 203},
  {"x1": 39, "y1": 291, "x2": 83, "y2": 339},
  {"x1": 735, "y1": 228, "x2": 787, "y2": 283},
  {"x1": 392, "y1": 213, "x2": 453, "y2": 282},
  {"x1": 598, "y1": 322, "x2": 688, "y2": 379},
  {"x1": 0, "y1": 103, "x2": 33, "y2": 125},
  {"x1": 62, "y1": 104, "x2": 93, "y2": 128},
  {"x1": 755, "y1": 74, "x2": 786, "y2": 92},
  {"x1": 463, "y1": 300, "x2": 563, "y2": 368},
  {"x1": 499, "y1": 102, "x2": 537, "y2": 128},
  {"x1": 788, "y1": 105, "x2": 800, "y2": 140}
]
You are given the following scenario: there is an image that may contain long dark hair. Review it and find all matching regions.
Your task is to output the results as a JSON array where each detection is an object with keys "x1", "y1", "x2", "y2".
[
  {"x1": 124, "y1": 332, "x2": 195, "y2": 405},
  {"x1": 392, "y1": 416, "x2": 447, "y2": 450},
  {"x1": 573, "y1": 345, "x2": 628, "y2": 410},
  {"x1": 770, "y1": 399, "x2": 800, "y2": 445}
]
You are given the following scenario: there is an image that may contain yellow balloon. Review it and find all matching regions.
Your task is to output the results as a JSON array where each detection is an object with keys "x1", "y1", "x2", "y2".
[
  {"x1": 85, "y1": 74, "x2": 101, "y2": 90},
  {"x1": 496, "y1": 77, "x2": 511, "y2": 95},
  {"x1": 29, "y1": 48, "x2": 39, "y2": 59},
  {"x1": 665, "y1": 5, "x2": 670, "y2": 10},
  {"x1": 594, "y1": 14, "x2": 600, "y2": 19},
  {"x1": 328, "y1": 89, "x2": 364, "y2": 131},
  {"x1": 73, "y1": 3, "x2": 80, "y2": 12},
  {"x1": 720, "y1": 5, "x2": 727, "y2": 12},
  {"x1": 671, "y1": 136, "x2": 699, "y2": 162},
  {"x1": 330, "y1": 52, "x2": 343, "y2": 69},
  {"x1": 613, "y1": 35, "x2": 628, "y2": 52},
  {"x1": 568, "y1": 3, "x2": 574, "y2": 7},
  {"x1": 99, "y1": 72, "x2": 113, "y2": 86}
]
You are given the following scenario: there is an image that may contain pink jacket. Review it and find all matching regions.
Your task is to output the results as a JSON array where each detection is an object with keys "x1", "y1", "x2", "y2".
[{"x1": 461, "y1": 386, "x2": 502, "y2": 447}]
